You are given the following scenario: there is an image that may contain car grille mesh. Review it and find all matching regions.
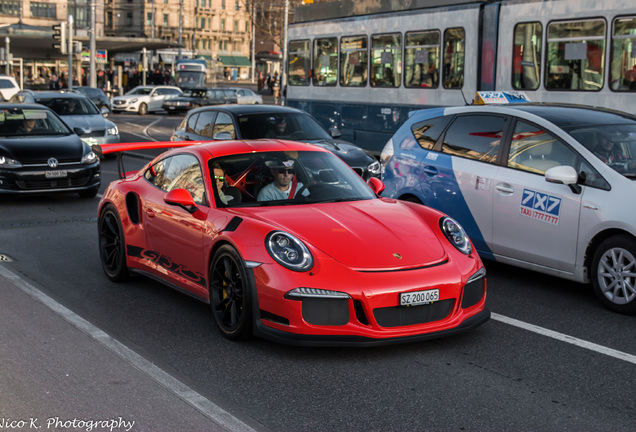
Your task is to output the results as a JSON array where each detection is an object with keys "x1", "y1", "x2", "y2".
[
  {"x1": 301, "y1": 298, "x2": 349, "y2": 326},
  {"x1": 15, "y1": 176, "x2": 91, "y2": 190},
  {"x1": 83, "y1": 130, "x2": 106, "y2": 138},
  {"x1": 373, "y1": 299, "x2": 454, "y2": 327}
]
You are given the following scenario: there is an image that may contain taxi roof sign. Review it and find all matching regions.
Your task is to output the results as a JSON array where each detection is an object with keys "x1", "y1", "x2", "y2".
[{"x1": 474, "y1": 91, "x2": 531, "y2": 105}]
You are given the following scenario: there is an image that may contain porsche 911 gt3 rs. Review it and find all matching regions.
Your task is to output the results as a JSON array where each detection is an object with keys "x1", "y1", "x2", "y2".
[{"x1": 97, "y1": 139, "x2": 489, "y2": 346}]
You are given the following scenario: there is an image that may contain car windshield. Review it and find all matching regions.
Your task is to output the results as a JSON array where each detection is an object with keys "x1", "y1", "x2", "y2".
[
  {"x1": 237, "y1": 112, "x2": 332, "y2": 140},
  {"x1": 209, "y1": 150, "x2": 377, "y2": 207},
  {"x1": 567, "y1": 124, "x2": 636, "y2": 178},
  {"x1": 0, "y1": 108, "x2": 72, "y2": 137},
  {"x1": 127, "y1": 87, "x2": 153, "y2": 96},
  {"x1": 37, "y1": 97, "x2": 100, "y2": 116}
]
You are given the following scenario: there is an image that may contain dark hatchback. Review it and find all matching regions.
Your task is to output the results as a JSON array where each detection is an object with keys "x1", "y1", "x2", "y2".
[
  {"x1": 171, "y1": 104, "x2": 381, "y2": 179},
  {"x1": 0, "y1": 104, "x2": 101, "y2": 197},
  {"x1": 162, "y1": 87, "x2": 236, "y2": 114}
]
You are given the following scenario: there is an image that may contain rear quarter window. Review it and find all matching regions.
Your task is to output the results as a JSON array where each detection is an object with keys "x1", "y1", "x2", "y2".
[{"x1": 411, "y1": 116, "x2": 452, "y2": 150}]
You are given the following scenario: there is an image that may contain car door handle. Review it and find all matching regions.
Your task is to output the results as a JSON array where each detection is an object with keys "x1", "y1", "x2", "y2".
[
  {"x1": 495, "y1": 183, "x2": 514, "y2": 194},
  {"x1": 422, "y1": 166, "x2": 438, "y2": 176},
  {"x1": 146, "y1": 208, "x2": 156, "y2": 218}
]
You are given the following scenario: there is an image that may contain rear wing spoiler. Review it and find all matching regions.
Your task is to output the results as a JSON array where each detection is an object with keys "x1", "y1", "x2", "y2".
[{"x1": 93, "y1": 140, "x2": 205, "y2": 180}]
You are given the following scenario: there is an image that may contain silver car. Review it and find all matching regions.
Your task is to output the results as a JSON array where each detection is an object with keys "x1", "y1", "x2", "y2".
[{"x1": 11, "y1": 90, "x2": 119, "y2": 146}]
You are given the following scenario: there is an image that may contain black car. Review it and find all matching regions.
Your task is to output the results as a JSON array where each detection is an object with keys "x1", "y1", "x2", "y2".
[
  {"x1": 162, "y1": 87, "x2": 236, "y2": 114},
  {"x1": 171, "y1": 104, "x2": 381, "y2": 179},
  {"x1": 72, "y1": 86, "x2": 112, "y2": 112},
  {"x1": 0, "y1": 103, "x2": 101, "y2": 197}
]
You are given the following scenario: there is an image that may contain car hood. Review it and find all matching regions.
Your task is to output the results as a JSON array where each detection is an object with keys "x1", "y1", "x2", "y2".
[
  {"x1": 242, "y1": 199, "x2": 446, "y2": 269},
  {"x1": 0, "y1": 134, "x2": 85, "y2": 163},
  {"x1": 60, "y1": 115, "x2": 112, "y2": 132},
  {"x1": 304, "y1": 138, "x2": 375, "y2": 166},
  {"x1": 165, "y1": 96, "x2": 200, "y2": 102}
]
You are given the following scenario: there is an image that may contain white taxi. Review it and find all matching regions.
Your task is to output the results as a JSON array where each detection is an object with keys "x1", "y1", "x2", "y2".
[{"x1": 381, "y1": 93, "x2": 636, "y2": 314}]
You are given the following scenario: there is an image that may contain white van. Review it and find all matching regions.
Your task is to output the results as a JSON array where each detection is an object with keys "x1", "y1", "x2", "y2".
[{"x1": 0, "y1": 75, "x2": 20, "y2": 101}]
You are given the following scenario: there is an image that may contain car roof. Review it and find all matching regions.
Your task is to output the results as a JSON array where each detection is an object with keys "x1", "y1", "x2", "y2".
[
  {"x1": 442, "y1": 103, "x2": 636, "y2": 129},
  {"x1": 189, "y1": 104, "x2": 303, "y2": 116},
  {"x1": 26, "y1": 91, "x2": 88, "y2": 100},
  {"x1": 0, "y1": 102, "x2": 53, "y2": 111}
]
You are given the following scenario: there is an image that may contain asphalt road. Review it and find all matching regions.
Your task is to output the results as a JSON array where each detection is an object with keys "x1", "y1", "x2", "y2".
[{"x1": 0, "y1": 112, "x2": 634, "y2": 432}]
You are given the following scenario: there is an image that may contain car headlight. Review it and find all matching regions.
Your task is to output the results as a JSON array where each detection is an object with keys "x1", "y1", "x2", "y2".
[
  {"x1": 0, "y1": 155, "x2": 21, "y2": 168},
  {"x1": 81, "y1": 151, "x2": 98, "y2": 164},
  {"x1": 265, "y1": 231, "x2": 313, "y2": 272},
  {"x1": 440, "y1": 217, "x2": 472, "y2": 255},
  {"x1": 107, "y1": 125, "x2": 118, "y2": 136},
  {"x1": 367, "y1": 159, "x2": 381, "y2": 175},
  {"x1": 130, "y1": 98, "x2": 138, "y2": 104}
]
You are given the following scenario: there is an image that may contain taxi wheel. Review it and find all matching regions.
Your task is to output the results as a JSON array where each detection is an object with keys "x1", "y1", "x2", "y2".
[
  {"x1": 209, "y1": 245, "x2": 253, "y2": 340},
  {"x1": 98, "y1": 206, "x2": 129, "y2": 282},
  {"x1": 591, "y1": 235, "x2": 636, "y2": 314}
]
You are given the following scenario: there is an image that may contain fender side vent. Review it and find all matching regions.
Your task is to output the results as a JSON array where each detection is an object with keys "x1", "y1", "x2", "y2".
[{"x1": 224, "y1": 216, "x2": 243, "y2": 232}]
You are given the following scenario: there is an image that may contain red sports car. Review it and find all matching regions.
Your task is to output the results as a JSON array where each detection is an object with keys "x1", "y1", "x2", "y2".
[{"x1": 97, "y1": 139, "x2": 489, "y2": 346}]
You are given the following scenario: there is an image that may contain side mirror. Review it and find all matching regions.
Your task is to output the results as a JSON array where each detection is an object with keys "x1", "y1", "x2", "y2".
[
  {"x1": 214, "y1": 131, "x2": 233, "y2": 140},
  {"x1": 328, "y1": 127, "x2": 342, "y2": 139},
  {"x1": 101, "y1": 106, "x2": 110, "y2": 117},
  {"x1": 367, "y1": 177, "x2": 385, "y2": 195},
  {"x1": 545, "y1": 165, "x2": 581, "y2": 194},
  {"x1": 164, "y1": 188, "x2": 198, "y2": 213}
]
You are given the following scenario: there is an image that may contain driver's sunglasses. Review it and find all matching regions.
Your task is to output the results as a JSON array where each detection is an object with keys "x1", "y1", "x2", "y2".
[
  {"x1": 214, "y1": 175, "x2": 225, "y2": 182},
  {"x1": 277, "y1": 168, "x2": 295, "y2": 175}
]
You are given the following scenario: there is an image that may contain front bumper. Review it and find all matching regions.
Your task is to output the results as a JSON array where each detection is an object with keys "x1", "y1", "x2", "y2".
[
  {"x1": 0, "y1": 164, "x2": 101, "y2": 194},
  {"x1": 249, "y1": 253, "x2": 489, "y2": 347}
]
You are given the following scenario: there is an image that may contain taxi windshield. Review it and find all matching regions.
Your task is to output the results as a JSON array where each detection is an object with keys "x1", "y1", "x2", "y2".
[
  {"x1": 209, "y1": 150, "x2": 377, "y2": 208},
  {"x1": 568, "y1": 125, "x2": 636, "y2": 178}
]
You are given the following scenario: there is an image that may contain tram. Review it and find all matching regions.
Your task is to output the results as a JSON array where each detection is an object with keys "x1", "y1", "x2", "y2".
[{"x1": 286, "y1": 0, "x2": 636, "y2": 153}]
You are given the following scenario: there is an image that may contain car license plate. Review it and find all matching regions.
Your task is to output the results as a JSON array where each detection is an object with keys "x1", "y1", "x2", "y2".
[
  {"x1": 400, "y1": 289, "x2": 439, "y2": 306},
  {"x1": 45, "y1": 170, "x2": 67, "y2": 179}
]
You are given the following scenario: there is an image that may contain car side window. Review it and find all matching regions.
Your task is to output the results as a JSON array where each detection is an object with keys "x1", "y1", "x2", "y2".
[
  {"x1": 145, "y1": 154, "x2": 207, "y2": 205},
  {"x1": 411, "y1": 116, "x2": 453, "y2": 150},
  {"x1": 213, "y1": 112, "x2": 236, "y2": 139},
  {"x1": 507, "y1": 120, "x2": 577, "y2": 175},
  {"x1": 193, "y1": 111, "x2": 217, "y2": 137},
  {"x1": 185, "y1": 113, "x2": 198, "y2": 133},
  {"x1": 441, "y1": 115, "x2": 507, "y2": 163}
]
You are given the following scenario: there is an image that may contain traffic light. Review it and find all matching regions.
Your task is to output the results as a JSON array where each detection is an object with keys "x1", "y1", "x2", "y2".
[{"x1": 52, "y1": 22, "x2": 67, "y2": 54}]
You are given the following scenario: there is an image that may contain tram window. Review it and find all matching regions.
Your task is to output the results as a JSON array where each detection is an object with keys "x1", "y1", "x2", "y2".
[
  {"x1": 545, "y1": 19, "x2": 606, "y2": 91},
  {"x1": 288, "y1": 40, "x2": 311, "y2": 86},
  {"x1": 441, "y1": 115, "x2": 507, "y2": 164},
  {"x1": 512, "y1": 22, "x2": 542, "y2": 90},
  {"x1": 370, "y1": 33, "x2": 401, "y2": 88},
  {"x1": 340, "y1": 35, "x2": 368, "y2": 87},
  {"x1": 442, "y1": 28, "x2": 465, "y2": 89},
  {"x1": 313, "y1": 37, "x2": 338, "y2": 86},
  {"x1": 610, "y1": 16, "x2": 636, "y2": 91},
  {"x1": 405, "y1": 30, "x2": 440, "y2": 88}
]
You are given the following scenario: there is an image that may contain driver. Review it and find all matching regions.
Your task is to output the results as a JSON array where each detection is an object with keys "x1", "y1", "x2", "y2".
[
  {"x1": 594, "y1": 130, "x2": 636, "y2": 173},
  {"x1": 257, "y1": 158, "x2": 307, "y2": 201}
]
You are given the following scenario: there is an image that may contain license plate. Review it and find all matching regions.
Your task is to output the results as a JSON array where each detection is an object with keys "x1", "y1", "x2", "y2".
[
  {"x1": 45, "y1": 170, "x2": 67, "y2": 179},
  {"x1": 400, "y1": 289, "x2": 439, "y2": 306}
]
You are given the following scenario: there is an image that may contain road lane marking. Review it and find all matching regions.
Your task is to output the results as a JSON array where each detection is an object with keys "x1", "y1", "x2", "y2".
[
  {"x1": 0, "y1": 265, "x2": 261, "y2": 432},
  {"x1": 492, "y1": 312, "x2": 636, "y2": 365}
]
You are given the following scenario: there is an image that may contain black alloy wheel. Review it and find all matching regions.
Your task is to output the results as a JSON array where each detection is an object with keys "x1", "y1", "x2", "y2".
[
  {"x1": 209, "y1": 245, "x2": 253, "y2": 340},
  {"x1": 98, "y1": 206, "x2": 129, "y2": 281}
]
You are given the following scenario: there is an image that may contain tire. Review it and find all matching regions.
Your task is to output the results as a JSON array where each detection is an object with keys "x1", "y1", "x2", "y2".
[
  {"x1": 591, "y1": 235, "x2": 636, "y2": 314},
  {"x1": 209, "y1": 245, "x2": 253, "y2": 340},
  {"x1": 98, "y1": 206, "x2": 129, "y2": 282},
  {"x1": 138, "y1": 102, "x2": 148, "y2": 115},
  {"x1": 78, "y1": 186, "x2": 99, "y2": 198}
]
